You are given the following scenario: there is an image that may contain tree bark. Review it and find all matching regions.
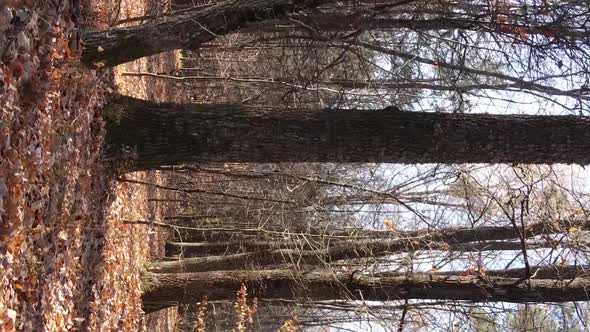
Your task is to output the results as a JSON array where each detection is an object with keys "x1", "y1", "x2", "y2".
[
  {"x1": 152, "y1": 218, "x2": 587, "y2": 272},
  {"x1": 104, "y1": 96, "x2": 590, "y2": 169},
  {"x1": 244, "y1": 14, "x2": 589, "y2": 39},
  {"x1": 164, "y1": 239, "x2": 559, "y2": 258},
  {"x1": 81, "y1": 1, "x2": 588, "y2": 67},
  {"x1": 152, "y1": 238, "x2": 574, "y2": 273},
  {"x1": 415, "y1": 265, "x2": 590, "y2": 280},
  {"x1": 164, "y1": 239, "x2": 305, "y2": 256},
  {"x1": 155, "y1": 240, "x2": 553, "y2": 272},
  {"x1": 81, "y1": 0, "x2": 333, "y2": 67},
  {"x1": 127, "y1": 218, "x2": 589, "y2": 244},
  {"x1": 141, "y1": 268, "x2": 590, "y2": 312}
]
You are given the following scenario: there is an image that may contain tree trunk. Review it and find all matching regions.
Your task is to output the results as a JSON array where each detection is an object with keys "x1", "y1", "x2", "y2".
[
  {"x1": 128, "y1": 217, "x2": 589, "y2": 244},
  {"x1": 81, "y1": 0, "x2": 332, "y2": 67},
  {"x1": 416, "y1": 265, "x2": 590, "y2": 280},
  {"x1": 81, "y1": 1, "x2": 588, "y2": 67},
  {"x1": 151, "y1": 239, "x2": 570, "y2": 273},
  {"x1": 155, "y1": 240, "x2": 552, "y2": 272},
  {"x1": 164, "y1": 238, "x2": 556, "y2": 258},
  {"x1": 141, "y1": 268, "x2": 590, "y2": 312},
  {"x1": 151, "y1": 218, "x2": 588, "y2": 272},
  {"x1": 243, "y1": 14, "x2": 588, "y2": 39},
  {"x1": 104, "y1": 96, "x2": 590, "y2": 169},
  {"x1": 164, "y1": 239, "x2": 305, "y2": 256}
]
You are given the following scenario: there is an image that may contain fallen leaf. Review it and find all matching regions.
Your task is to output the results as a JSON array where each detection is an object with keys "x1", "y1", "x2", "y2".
[
  {"x1": 0, "y1": 307, "x2": 16, "y2": 331},
  {"x1": 57, "y1": 230, "x2": 68, "y2": 241}
]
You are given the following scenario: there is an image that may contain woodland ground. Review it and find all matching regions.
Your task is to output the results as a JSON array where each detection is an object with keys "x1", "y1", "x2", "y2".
[{"x1": 0, "y1": 0, "x2": 181, "y2": 330}]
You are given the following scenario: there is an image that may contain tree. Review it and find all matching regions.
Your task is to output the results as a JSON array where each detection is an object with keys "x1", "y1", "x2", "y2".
[
  {"x1": 129, "y1": 159, "x2": 590, "y2": 326},
  {"x1": 130, "y1": 161, "x2": 590, "y2": 330},
  {"x1": 105, "y1": 95, "x2": 590, "y2": 170},
  {"x1": 82, "y1": 0, "x2": 590, "y2": 71},
  {"x1": 157, "y1": 217, "x2": 590, "y2": 258},
  {"x1": 140, "y1": 267, "x2": 590, "y2": 312},
  {"x1": 81, "y1": 0, "x2": 334, "y2": 67},
  {"x1": 92, "y1": 0, "x2": 590, "y2": 327}
]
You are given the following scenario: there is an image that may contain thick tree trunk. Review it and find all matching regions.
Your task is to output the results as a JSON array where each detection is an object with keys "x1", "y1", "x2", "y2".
[
  {"x1": 141, "y1": 268, "x2": 590, "y2": 312},
  {"x1": 81, "y1": 0, "x2": 332, "y2": 67},
  {"x1": 82, "y1": 2, "x2": 587, "y2": 67},
  {"x1": 104, "y1": 96, "x2": 590, "y2": 169}
]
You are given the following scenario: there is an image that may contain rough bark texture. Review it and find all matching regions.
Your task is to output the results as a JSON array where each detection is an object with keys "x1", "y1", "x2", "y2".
[
  {"x1": 141, "y1": 268, "x2": 590, "y2": 312},
  {"x1": 104, "y1": 96, "x2": 590, "y2": 169},
  {"x1": 81, "y1": 0, "x2": 333, "y2": 67}
]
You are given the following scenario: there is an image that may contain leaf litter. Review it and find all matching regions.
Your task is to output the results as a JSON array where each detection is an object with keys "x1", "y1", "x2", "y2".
[{"x1": 0, "y1": 0, "x2": 166, "y2": 330}]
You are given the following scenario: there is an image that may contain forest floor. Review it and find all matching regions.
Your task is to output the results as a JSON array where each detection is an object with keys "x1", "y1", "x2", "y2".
[{"x1": 0, "y1": 0, "x2": 178, "y2": 330}]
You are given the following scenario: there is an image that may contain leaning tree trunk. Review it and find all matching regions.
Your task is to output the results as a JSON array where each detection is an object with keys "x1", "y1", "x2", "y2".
[
  {"x1": 81, "y1": 0, "x2": 333, "y2": 67},
  {"x1": 140, "y1": 268, "x2": 590, "y2": 312},
  {"x1": 104, "y1": 96, "x2": 590, "y2": 170}
]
